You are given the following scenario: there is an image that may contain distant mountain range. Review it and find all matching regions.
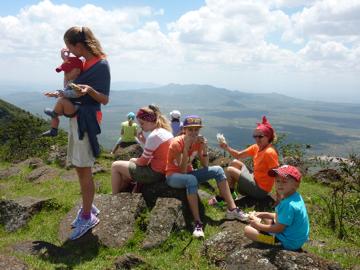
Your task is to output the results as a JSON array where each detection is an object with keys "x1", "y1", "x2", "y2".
[{"x1": 1, "y1": 83, "x2": 359, "y2": 155}]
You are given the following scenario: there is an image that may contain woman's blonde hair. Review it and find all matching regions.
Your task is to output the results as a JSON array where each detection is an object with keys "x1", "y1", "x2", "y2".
[
  {"x1": 142, "y1": 105, "x2": 172, "y2": 132},
  {"x1": 64, "y1": 26, "x2": 106, "y2": 57}
]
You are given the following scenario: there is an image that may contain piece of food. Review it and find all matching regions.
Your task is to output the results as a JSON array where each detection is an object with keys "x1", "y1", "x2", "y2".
[
  {"x1": 216, "y1": 133, "x2": 227, "y2": 144},
  {"x1": 69, "y1": 83, "x2": 82, "y2": 92}
]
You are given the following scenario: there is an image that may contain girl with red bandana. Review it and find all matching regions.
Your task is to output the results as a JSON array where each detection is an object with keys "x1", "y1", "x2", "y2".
[{"x1": 209, "y1": 116, "x2": 279, "y2": 204}]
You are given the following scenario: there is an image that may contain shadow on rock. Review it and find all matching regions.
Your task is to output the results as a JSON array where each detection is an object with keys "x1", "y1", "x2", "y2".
[
  {"x1": 11, "y1": 236, "x2": 100, "y2": 268},
  {"x1": 235, "y1": 195, "x2": 275, "y2": 211}
]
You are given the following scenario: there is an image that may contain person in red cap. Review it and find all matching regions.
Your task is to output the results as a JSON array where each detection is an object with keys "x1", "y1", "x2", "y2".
[
  {"x1": 244, "y1": 165, "x2": 310, "y2": 251},
  {"x1": 209, "y1": 116, "x2": 279, "y2": 205},
  {"x1": 41, "y1": 49, "x2": 84, "y2": 137}
]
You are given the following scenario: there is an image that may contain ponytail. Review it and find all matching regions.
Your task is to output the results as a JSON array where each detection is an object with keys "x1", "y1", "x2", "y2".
[
  {"x1": 64, "y1": 26, "x2": 106, "y2": 57},
  {"x1": 147, "y1": 105, "x2": 172, "y2": 132}
]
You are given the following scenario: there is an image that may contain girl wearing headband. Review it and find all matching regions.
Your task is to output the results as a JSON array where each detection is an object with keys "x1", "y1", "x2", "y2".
[
  {"x1": 209, "y1": 116, "x2": 279, "y2": 205},
  {"x1": 111, "y1": 105, "x2": 173, "y2": 193}
]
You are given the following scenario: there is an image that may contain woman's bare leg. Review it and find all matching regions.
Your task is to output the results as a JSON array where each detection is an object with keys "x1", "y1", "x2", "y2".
[{"x1": 111, "y1": 161, "x2": 132, "y2": 194}]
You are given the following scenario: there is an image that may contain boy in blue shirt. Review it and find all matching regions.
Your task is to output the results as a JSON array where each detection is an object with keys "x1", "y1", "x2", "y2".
[{"x1": 244, "y1": 165, "x2": 310, "y2": 251}]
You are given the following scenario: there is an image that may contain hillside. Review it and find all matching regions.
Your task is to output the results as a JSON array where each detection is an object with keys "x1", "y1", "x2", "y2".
[
  {"x1": 1, "y1": 84, "x2": 360, "y2": 155},
  {"x1": 0, "y1": 98, "x2": 67, "y2": 162}
]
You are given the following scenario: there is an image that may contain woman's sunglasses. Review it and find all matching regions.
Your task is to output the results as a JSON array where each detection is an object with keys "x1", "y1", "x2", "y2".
[{"x1": 253, "y1": 135, "x2": 265, "y2": 139}]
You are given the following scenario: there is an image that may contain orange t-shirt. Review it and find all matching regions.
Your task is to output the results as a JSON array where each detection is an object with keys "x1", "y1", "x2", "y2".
[
  {"x1": 166, "y1": 135, "x2": 201, "y2": 176},
  {"x1": 245, "y1": 144, "x2": 279, "y2": 192}
]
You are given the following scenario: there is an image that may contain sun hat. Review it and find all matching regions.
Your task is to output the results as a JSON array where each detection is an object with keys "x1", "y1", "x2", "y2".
[
  {"x1": 127, "y1": 112, "x2": 135, "y2": 120},
  {"x1": 268, "y1": 165, "x2": 302, "y2": 182},
  {"x1": 183, "y1": 115, "x2": 202, "y2": 128},
  {"x1": 55, "y1": 57, "x2": 83, "y2": 73},
  {"x1": 170, "y1": 110, "x2": 181, "y2": 119}
]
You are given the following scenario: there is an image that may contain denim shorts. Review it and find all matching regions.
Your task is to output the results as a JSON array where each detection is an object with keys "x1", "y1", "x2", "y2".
[{"x1": 166, "y1": 166, "x2": 226, "y2": 194}]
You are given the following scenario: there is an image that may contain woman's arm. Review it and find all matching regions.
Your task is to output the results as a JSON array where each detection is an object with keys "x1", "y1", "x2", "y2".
[
  {"x1": 78, "y1": 84, "x2": 109, "y2": 105},
  {"x1": 220, "y1": 143, "x2": 249, "y2": 159}
]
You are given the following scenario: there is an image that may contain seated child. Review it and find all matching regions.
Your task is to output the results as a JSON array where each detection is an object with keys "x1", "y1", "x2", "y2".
[
  {"x1": 111, "y1": 112, "x2": 138, "y2": 154},
  {"x1": 42, "y1": 49, "x2": 83, "y2": 137},
  {"x1": 244, "y1": 165, "x2": 309, "y2": 251}
]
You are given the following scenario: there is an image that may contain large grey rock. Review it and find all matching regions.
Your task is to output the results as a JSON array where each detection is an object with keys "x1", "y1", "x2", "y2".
[
  {"x1": 0, "y1": 254, "x2": 28, "y2": 270},
  {"x1": 0, "y1": 166, "x2": 21, "y2": 179},
  {"x1": 114, "y1": 144, "x2": 143, "y2": 161},
  {"x1": 141, "y1": 181, "x2": 205, "y2": 228},
  {"x1": 18, "y1": 158, "x2": 44, "y2": 169},
  {"x1": 142, "y1": 198, "x2": 183, "y2": 249},
  {"x1": 114, "y1": 253, "x2": 155, "y2": 270},
  {"x1": 203, "y1": 221, "x2": 342, "y2": 270},
  {"x1": 26, "y1": 166, "x2": 59, "y2": 182},
  {"x1": 92, "y1": 163, "x2": 108, "y2": 174},
  {"x1": 10, "y1": 240, "x2": 69, "y2": 258},
  {"x1": 0, "y1": 197, "x2": 51, "y2": 232},
  {"x1": 46, "y1": 145, "x2": 67, "y2": 168},
  {"x1": 312, "y1": 168, "x2": 342, "y2": 185},
  {"x1": 58, "y1": 193, "x2": 146, "y2": 248}
]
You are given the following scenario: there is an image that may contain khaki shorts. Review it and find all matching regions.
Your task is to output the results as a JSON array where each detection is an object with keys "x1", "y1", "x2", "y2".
[
  {"x1": 128, "y1": 162, "x2": 165, "y2": 183},
  {"x1": 66, "y1": 117, "x2": 96, "y2": 167},
  {"x1": 237, "y1": 165, "x2": 269, "y2": 199}
]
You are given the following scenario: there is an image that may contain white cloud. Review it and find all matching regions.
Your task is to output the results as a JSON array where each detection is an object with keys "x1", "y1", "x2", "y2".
[{"x1": 0, "y1": 0, "x2": 359, "y2": 102}]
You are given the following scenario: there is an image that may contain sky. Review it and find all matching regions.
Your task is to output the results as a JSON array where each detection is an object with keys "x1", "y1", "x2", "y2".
[{"x1": 1, "y1": 0, "x2": 360, "y2": 103}]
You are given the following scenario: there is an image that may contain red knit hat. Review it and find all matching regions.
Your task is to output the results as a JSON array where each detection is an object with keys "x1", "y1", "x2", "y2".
[
  {"x1": 268, "y1": 165, "x2": 302, "y2": 182},
  {"x1": 55, "y1": 57, "x2": 83, "y2": 73}
]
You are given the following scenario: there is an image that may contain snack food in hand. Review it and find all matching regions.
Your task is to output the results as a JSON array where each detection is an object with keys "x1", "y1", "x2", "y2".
[
  {"x1": 69, "y1": 83, "x2": 82, "y2": 92},
  {"x1": 216, "y1": 133, "x2": 227, "y2": 144}
]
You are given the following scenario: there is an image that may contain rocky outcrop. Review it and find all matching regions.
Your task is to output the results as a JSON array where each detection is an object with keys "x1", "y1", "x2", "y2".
[
  {"x1": 141, "y1": 181, "x2": 205, "y2": 228},
  {"x1": 18, "y1": 158, "x2": 44, "y2": 169},
  {"x1": 10, "y1": 240, "x2": 69, "y2": 257},
  {"x1": 0, "y1": 166, "x2": 21, "y2": 179},
  {"x1": 283, "y1": 156, "x2": 308, "y2": 175},
  {"x1": 114, "y1": 144, "x2": 143, "y2": 161},
  {"x1": 46, "y1": 145, "x2": 67, "y2": 168},
  {"x1": 312, "y1": 168, "x2": 342, "y2": 185},
  {"x1": 92, "y1": 163, "x2": 108, "y2": 175},
  {"x1": 0, "y1": 254, "x2": 28, "y2": 270},
  {"x1": 26, "y1": 166, "x2": 59, "y2": 182},
  {"x1": 142, "y1": 198, "x2": 183, "y2": 249},
  {"x1": 203, "y1": 221, "x2": 342, "y2": 270},
  {"x1": 114, "y1": 253, "x2": 155, "y2": 270},
  {"x1": 0, "y1": 197, "x2": 51, "y2": 232},
  {"x1": 58, "y1": 193, "x2": 146, "y2": 248}
]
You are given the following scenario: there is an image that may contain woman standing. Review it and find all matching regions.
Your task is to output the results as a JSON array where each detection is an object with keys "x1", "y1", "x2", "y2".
[
  {"x1": 209, "y1": 116, "x2": 279, "y2": 205},
  {"x1": 111, "y1": 105, "x2": 173, "y2": 193},
  {"x1": 63, "y1": 26, "x2": 110, "y2": 240}
]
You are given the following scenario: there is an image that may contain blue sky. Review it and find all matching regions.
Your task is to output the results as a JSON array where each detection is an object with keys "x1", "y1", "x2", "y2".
[{"x1": 1, "y1": 0, "x2": 360, "y2": 103}]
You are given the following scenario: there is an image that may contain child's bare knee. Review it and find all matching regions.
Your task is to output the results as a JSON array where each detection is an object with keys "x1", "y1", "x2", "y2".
[{"x1": 244, "y1": 225, "x2": 252, "y2": 237}]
